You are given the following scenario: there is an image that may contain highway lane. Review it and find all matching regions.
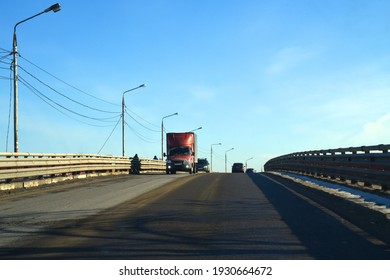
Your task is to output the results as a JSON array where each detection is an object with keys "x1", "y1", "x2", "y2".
[
  {"x1": 1, "y1": 173, "x2": 390, "y2": 259},
  {"x1": 0, "y1": 174, "x2": 187, "y2": 247}
]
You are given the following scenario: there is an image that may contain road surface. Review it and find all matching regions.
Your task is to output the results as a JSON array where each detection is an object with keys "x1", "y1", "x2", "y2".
[{"x1": 1, "y1": 172, "x2": 389, "y2": 259}]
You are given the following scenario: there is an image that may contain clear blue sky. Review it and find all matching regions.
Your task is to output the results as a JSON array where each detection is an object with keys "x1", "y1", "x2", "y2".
[{"x1": 1, "y1": 0, "x2": 390, "y2": 172}]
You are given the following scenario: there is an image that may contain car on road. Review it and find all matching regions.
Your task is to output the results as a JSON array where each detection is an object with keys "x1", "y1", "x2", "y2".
[
  {"x1": 232, "y1": 162, "x2": 244, "y2": 173},
  {"x1": 196, "y1": 158, "x2": 210, "y2": 173},
  {"x1": 245, "y1": 168, "x2": 255, "y2": 173}
]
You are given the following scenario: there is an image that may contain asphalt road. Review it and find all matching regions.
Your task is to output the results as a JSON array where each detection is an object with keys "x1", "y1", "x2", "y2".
[{"x1": 1, "y1": 173, "x2": 390, "y2": 259}]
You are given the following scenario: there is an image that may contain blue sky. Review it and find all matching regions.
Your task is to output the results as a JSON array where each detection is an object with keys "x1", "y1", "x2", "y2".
[{"x1": 1, "y1": 0, "x2": 390, "y2": 172}]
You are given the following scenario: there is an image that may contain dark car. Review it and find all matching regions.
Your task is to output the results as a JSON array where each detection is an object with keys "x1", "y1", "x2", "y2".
[
  {"x1": 245, "y1": 168, "x2": 255, "y2": 173},
  {"x1": 232, "y1": 162, "x2": 244, "y2": 173},
  {"x1": 196, "y1": 158, "x2": 210, "y2": 173}
]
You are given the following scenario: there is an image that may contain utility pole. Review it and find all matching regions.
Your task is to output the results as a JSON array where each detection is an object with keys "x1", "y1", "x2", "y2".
[
  {"x1": 12, "y1": 3, "x2": 61, "y2": 152},
  {"x1": 121, "y1": 84, "x2": 145, "y2": 156}
]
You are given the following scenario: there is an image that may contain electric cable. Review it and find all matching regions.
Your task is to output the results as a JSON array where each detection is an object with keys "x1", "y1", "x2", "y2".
[
  {"x1": 19, "y1": 65, "x2": 119, "y2": 114},
  {"x1": 125, "y1": 121, "x2": 159, "y2": 143},
  {"x1": 5, "y1": 65, "x2": 12, "y2": 152},
  {"x1": 125, "y1": 110, "x2": 160, "y2": 132},
  {"x1": 97, "y1": 116, "x2": 121, "y2": 154},
  {"x1": 19, "y1": 76, "x2": 120, "y2": 124},
  {"x1": 126, "y1": 107, "x2": 160, "y2": 129},
  {"x1": 19, "y1": 55, "x2": 120, "y2": 107}
]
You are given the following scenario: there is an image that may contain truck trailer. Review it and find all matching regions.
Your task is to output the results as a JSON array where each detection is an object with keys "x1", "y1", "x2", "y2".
[{"x1": 165, "y1": 132, "x2": 197, "y2": 174}]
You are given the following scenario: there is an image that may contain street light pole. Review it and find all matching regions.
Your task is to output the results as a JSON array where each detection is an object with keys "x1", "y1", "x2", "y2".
[
  {"x1": 210, "y1": 143, "x2": 221, "y2": 173},
  {"x1": 245, "y1": 157, "x2": 254, "y2": 170},
  {"x1": 12, "y1": 3, "x2": 61, "y2": 153},
  {"x1": 225, "y1": 148, "x2": 234, "y2": 173},
  {"x1": 161, "y1": 113, "x2": 178, "y2": 160},
  {"x1": 121, "y1": 84, "x2": 145, "y2": 157}
]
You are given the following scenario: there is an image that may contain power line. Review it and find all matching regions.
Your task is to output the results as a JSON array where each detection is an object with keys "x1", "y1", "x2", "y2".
[
  {"x1": 125, "y1": 121, "x2": 159, "y2": 143},
  {"x1": 5, "y1": 66, "x2": 12, "y2": 152},
  {"x1": 19, "y1": 77, "x2": 119, "y2": 127},
  {"x1": 19, "y1": 55, "x2": 120, "y2": 107},
  {"x1": 19, "y1": 76, "x2": 120, "y2": 124},
  {"x1": 125, "y1": 110, "x2": 160, "y2": 132},
  {"x1": 0, "y1": 47, "x2": 11, "y2": 53},
  {"x1": 97, "y1": 116, "x2": 122, "y2": 154},
  {"x1": 18, "y1": 65, "x2": 119, "y2": 114},
  {"x1": 126, "y1": 107, "x2": 160, "y2": 129}
]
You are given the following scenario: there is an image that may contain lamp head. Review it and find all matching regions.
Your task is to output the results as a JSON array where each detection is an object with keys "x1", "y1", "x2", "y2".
[{"x1": 45, "y1": 3, "x2": 61, "y2": 13}]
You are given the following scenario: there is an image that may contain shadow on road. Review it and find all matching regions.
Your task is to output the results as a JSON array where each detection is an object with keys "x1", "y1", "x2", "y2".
[
  {"x1": 248, "y1": 173, "x2": 390, "y2": 260},
  {"x1": 0, "y1": 173, "x2": 307, "y2": 260},
  {"x1": 2, "y1": 173, "x2": 390, "y2": 260}
]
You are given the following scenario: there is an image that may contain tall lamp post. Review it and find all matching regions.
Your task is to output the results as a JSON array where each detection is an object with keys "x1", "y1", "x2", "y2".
[
  {"x1": 225, "y1": 148, "x2": 234, "y2": 173},
  {"x1": 245, "y1": 157, "x2": 254, "y2": 170},
  {"x1": 122, "y1": 84, "x2": 145, "y2": 156},
  {"x1": 13, "y1": 3, "x2": 61, "y2": 153},
  {"x1": 210, "y1": 143, "x2": 221, "y2": 173},
  {"x1": 161, "y1": 113, "x2": 178, "y2": 159}
]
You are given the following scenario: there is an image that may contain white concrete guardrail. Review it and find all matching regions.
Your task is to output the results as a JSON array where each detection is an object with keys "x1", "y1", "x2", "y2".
[
  {"x1": 0, "y1": 153, "x2": 166, "y2": 190},
  {"x1": 264, "y1": 144, "x2": 390, "y2": 190}
]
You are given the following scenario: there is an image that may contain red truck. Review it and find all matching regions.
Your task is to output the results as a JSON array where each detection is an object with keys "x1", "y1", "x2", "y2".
[{"x1": 165, "y1": 132, "x2": 197, "y2": 174}]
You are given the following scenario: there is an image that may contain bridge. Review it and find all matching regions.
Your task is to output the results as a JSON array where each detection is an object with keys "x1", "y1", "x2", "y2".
[{"x1": 0, "y1": 144, "x2": 389, "y2": 259}]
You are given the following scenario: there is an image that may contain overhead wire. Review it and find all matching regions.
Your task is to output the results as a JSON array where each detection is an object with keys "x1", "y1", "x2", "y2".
[
  {"x1": 5, "y1": 63, "x2": 12, "y2": 151},
  {"x1": 0, "y1": 47, "x2": 11, "y2": 53},
  {"x1": 125, "y1": 121, "x2": 159, "y2": 143},
  {"x1": 18, "y1": 65, "x2": 119, "y2": 114},
  {"x1": 19, "y1": 76, "x2": 120, "y2": 124},
  {"x1": 2, "y1": 48, "x2": 162, "y2": 151},
  {"x1": 97, "y1": 116, "x2": 122, "y2": 154},
  {"x1": 125, "y1": 110, "x2": 160, "y2": 132},
  {"x1": 19, "y1": 55, "x2": 120, "y2": 107},
  {"x1": 0, "y1": 51, "x2": 13, "y2": 151},
  {"x1": 126, "y1": 107, "x2": 160, "y2": 129}
]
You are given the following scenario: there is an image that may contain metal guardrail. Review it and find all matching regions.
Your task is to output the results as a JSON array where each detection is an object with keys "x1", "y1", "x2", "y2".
[
  {"x1": 130, "y1": 157, "x2": 166, "y2": 174},
  {"x1": 0, "y1": 153, "x2": 166, "y2": 190},
  {"x1": 264, "y1": 144, "x2": 390, "y2": 190}
]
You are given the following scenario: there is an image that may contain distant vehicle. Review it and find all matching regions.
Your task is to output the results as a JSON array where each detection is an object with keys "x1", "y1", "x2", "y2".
[
  {"x1": 232, "y1": 162, "x2": 244, "y2": 173},
  {"x1": 196, "y1": 158, "x2": 210, "y2": 173},
  {"x1": 245, "y1": 168, "x2": 255, "y2": 173},
  {"x1": 165, "y1": 132, "x2": 197, "y2": 174}
]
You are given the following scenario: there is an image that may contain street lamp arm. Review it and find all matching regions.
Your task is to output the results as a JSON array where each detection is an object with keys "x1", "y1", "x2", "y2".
[
  {"x1": 14, "y1": 3, "x2": 61, "y2": 33},
  {"x1": 14, "y1": 12, "x2": 45, "y2": 32},
  {"x1": 162, "y1": 112, "x2": 178, "y2": 121},
  {"x1": 123, "y1": 84, "x2": 145, "y2": 96},
  {"x1": 189, "y1": 126, "x2": 202, "y2": 132}
]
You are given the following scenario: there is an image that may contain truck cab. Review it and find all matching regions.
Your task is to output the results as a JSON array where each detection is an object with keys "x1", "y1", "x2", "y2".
[{"x1": 165, "y1": 132, "x2": 197, "y2": 174}]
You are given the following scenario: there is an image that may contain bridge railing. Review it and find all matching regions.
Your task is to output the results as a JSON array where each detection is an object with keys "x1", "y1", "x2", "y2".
[
  {"x1": 0, "y1": 153, "x2": 166, "y2": 190},
  {"x1": 264, "y1": 144, "x2": 390, "y2": 190}
]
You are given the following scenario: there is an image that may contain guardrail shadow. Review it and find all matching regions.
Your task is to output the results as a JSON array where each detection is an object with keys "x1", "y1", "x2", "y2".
[
  {"x1": 0, "y1": 203, "x2": 307, "y2": 259},
  {"x1": 2, "y1": 172, "x2": 389, "y2": 260},
  {"x1": 0, "y1": 183, "x2": 309, "y2": 260},
  {"x1": 247, "y1": 173, "x2": 390, "y2": 260}
]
